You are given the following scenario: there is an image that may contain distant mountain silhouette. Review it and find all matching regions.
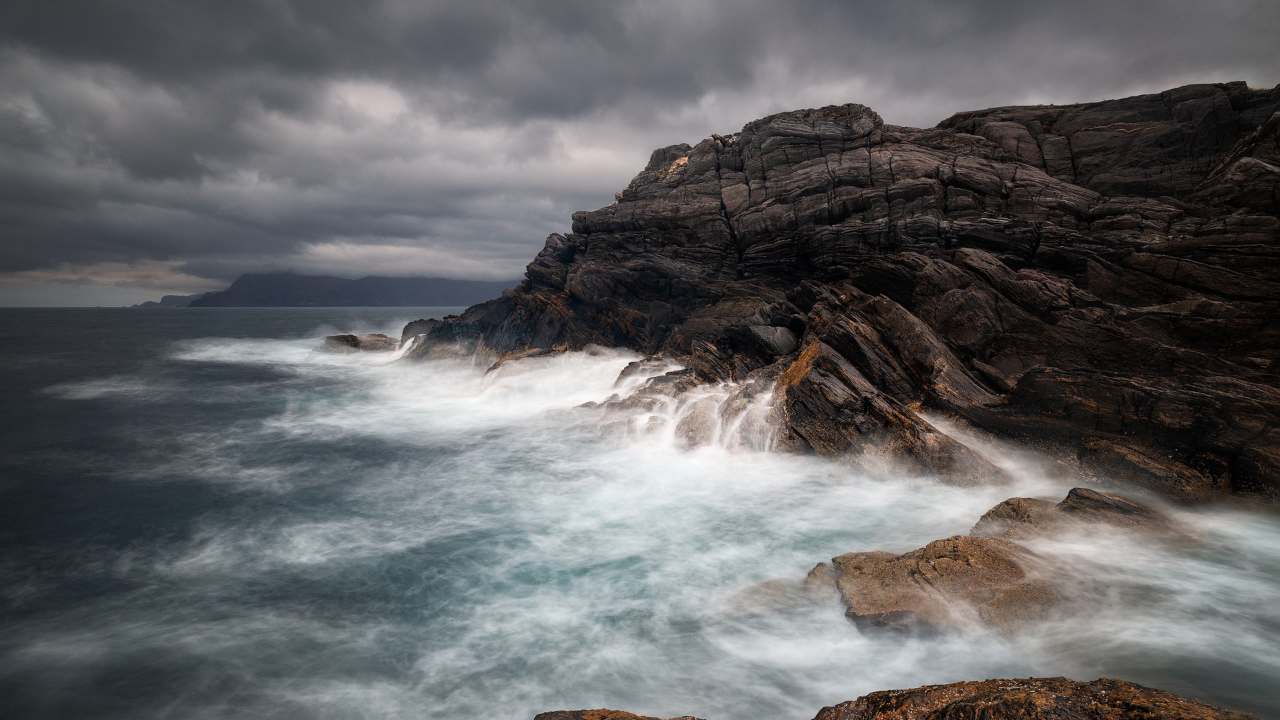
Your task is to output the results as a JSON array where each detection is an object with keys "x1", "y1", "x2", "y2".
[
  {"x1": 132, "y1": 292, "x2": 210, "y2": 308},
  {"x1": 186, "y1": 273, "x2": 515, "y2": 307}
]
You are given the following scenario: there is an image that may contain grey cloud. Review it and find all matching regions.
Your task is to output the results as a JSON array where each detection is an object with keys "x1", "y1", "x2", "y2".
[{"x1": 0, "y1": 1, "x2": 1277, "y2": 303}]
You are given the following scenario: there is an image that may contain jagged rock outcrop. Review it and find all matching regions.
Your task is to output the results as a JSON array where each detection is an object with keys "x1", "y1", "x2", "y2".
[
  {"x1": 938, "y1": 81, "x2": 1278, "y2": 200},
  {"x1": 972, "y1": 486, "x2": 1171, "y2": 538},
  {"x1": 538, "y1": 677, "x2": 1250, "y2": 720},
  {"x1": 776, "y1": 487, "x2": 1168, "y2": 633},
  {"x1": 405, "y1": 81, "x2": 1280, "y2": 501}
]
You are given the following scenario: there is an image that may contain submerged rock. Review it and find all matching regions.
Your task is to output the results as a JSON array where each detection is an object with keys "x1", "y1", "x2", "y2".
[
  {"x1": 322, "y1": 333, "x2": 397, "y2": 352},
  {"x1": 972, "y1": 487, "x2": 1171, "y2": 538}
]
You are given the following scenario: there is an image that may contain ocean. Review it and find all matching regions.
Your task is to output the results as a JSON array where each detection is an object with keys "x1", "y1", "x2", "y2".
[{"x1": 1, "y1": 307, "x2": 1278, "y2": 719}]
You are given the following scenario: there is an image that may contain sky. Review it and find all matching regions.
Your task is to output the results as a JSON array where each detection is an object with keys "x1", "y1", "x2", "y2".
[{"x1": 1, "y1": 1, "x2": 1278, "y2": 305}]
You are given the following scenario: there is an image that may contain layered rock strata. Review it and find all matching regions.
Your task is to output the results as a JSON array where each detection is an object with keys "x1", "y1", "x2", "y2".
[{"x1": 404, "y1": 82, "x2": 1280, "y2": 499}]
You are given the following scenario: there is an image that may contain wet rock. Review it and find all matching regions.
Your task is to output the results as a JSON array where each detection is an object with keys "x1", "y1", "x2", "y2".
[
  {"x1": 970, "y1": 497, "x2": 1060, "y2": 538},
  {"x1": 746, "y1": 325, "x2": 798, "y2": 356},
  {"x1": 484, "y1": 347, "x2": 558, "y2": 375},
  {"x1": 596, "y1": 369, "x2": 702, "y2": 415},
  {"x1": 813, "y1": 676, "x2": 1251, "y2": 720},
  {"x1": 323, "y1": 333, "x2": 397, "y2": 352},
  {"x1": 821, "y1": 536, "x2": 1057, "y2": 632},
  {"x1": 972, "y1": 487, "x2": 1170, "y2": 538},
  {"x1": 775, "y1": 341, "x2": 1007, "y2": 485},
  {"x1": 614, "y1": 357, "x2": 674, "y2": 387},
  {"x1": 399, "y1": 318, "x2": 441, "y2": 345},
  {"x1": 1057, "y1": 486, "x2": 1164, "y2": 523},
  {"x1": 672, "y1": 395, "x2": 722, "y2": 448},
  {"x1": 402, "y1": 82, "x2": 1280, "y2": 501},
  {"x1": 791, "y1": 487, "x2": 1173, "y2": 633},
  {"x1": 972, "y1": 369, "x2": 1280, "y2": 501}
]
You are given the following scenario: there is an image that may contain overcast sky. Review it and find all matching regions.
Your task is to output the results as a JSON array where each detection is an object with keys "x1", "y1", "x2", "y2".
[{"x1": 2, "y1": 1, "x2": 1277, "y2": 305}]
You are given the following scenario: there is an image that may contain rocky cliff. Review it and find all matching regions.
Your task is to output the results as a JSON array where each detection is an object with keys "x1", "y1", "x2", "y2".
[{"x1": 404, "y1": 81, "x2": 1280, "y2": 501}]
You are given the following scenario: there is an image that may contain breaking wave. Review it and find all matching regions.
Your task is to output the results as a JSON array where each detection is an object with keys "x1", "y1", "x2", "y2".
[{"x1": 5, "y1": 329, "x2": 1279, "y2": 719}]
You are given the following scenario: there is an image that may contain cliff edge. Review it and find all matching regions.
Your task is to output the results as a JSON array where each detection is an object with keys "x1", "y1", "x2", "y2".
[{"x1": 404, "y1": 81, "x2": 1280, "y2": 501}]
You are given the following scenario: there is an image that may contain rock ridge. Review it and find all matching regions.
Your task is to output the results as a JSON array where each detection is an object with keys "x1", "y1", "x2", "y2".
[{"x1": 404, "y1": 81, "x2": 1280, "y2": 500}]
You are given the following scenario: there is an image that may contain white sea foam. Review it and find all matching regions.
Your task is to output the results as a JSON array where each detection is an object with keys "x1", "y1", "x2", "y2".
[
  {"x1": 8, "y1": 333, "x2": 1279, "y2": 719},
  {"x1": 43, "y1": 374, "x2": 168, "y2": 400}
]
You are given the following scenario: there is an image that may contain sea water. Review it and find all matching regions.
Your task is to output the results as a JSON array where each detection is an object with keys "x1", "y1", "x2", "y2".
[{"x1": 1, "y1": 307, "x2": 1277, "y2": 719}]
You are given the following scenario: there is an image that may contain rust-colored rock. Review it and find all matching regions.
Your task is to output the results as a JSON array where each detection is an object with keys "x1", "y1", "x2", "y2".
[
  {"x1": 819, "y1": 536, "x2": 1056, "y2": 632},
  {"x1": 405, "y1": 82, "x2": 1280, "y2": 501},
  {"x1": 323, "y1": 333, "x2": 398, "y2": 352},
  {"x1": 801, "y1": 487, "x2": 1172, "y2": 632},
  {"x1": 775, "y1": 340, "x2": 1008, "y2": 485},
  {"x1": 812, "y1": 676, "x2": 1251, "y2": 720},
  {"x1": 536, "y1": 677, "x2": 1249, "y2": 720}
]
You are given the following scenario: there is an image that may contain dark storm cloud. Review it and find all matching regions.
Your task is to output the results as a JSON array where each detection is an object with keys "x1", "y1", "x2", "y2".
[{"x1": 1, "y1": 0, "x2": 1277, "y2": 303}]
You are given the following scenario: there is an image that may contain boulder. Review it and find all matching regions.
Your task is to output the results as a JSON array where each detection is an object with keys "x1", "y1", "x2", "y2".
[
  {"x1": 797, "y1": 487, "x2": 1172, "y2": 633},
  {"x1": 813, "y1": 677, "x2": 1251, "y2": 720},
  {"x1": 322, "y1": 333, "x2": 397, "y2": 352},
  {"x1": 814, "y1": 536, "x2": 1056, "y2": 632}
]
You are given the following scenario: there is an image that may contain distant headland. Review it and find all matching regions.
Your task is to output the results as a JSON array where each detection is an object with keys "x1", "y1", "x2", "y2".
[{"x1": 133, "y1": 272, "x2": 516, "y2": 308}]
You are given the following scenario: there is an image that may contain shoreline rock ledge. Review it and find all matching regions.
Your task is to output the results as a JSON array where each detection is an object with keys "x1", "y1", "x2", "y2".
[
  {"x1": 402, "y1": 80, "x2": 1280, "y2": 502},
  {"x1": 535, "y1": 676, "x2": 1253, "y2": 719}
]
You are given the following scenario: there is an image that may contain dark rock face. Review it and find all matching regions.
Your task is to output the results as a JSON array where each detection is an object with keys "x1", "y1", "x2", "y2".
[
  {"x1": 406, "y1": 82, "x2": 1280, "y2": 501},
  {"x1": 938, "y1": 81, "x2": 1278, "y2": 201},
  {"x1": 323, "y1": 333, "x2": 397, "y2": 352}
]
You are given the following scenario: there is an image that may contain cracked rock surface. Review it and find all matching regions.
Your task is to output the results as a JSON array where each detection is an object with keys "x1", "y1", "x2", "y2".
[{"x1": 404, "y1": 81, "x2": 1280, "y2": 501}]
